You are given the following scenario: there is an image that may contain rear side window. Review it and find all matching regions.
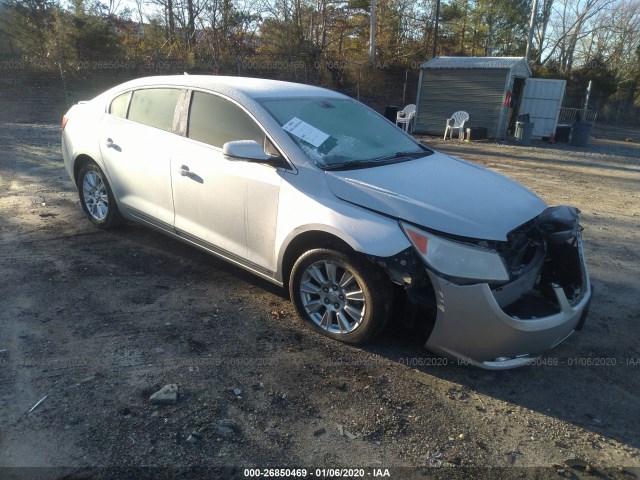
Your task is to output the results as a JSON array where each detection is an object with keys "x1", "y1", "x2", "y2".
[
  {"x1": 110, "y1": 92, "x2": 130, "y2": 118},
  {"x1": 128, "y1": 88, "x2": 181, "y2": 132},
  {"x1": 188, "y1": 91, "x2": 264, "y2": 148}
]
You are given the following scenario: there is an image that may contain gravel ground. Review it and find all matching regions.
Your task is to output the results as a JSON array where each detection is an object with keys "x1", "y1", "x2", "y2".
[{"x1": 0, "y1": 122, "x2": 639, "y2": 480}]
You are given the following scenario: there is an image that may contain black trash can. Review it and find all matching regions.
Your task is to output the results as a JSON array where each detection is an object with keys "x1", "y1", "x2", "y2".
[
  {"x1": 555, "y1": 124, "x2": 571, "y2": 143},
  {"x1": 570, "y1": 122, "x2": 593, "y2": 147},
  {"x1": 515, "y1": 121, "x2": 535, "y2": 146},
  {"x1": 465, "y1": 126, "x2": 488, "y2": 141},
  {"x1": 384, "y1": 106, "x2": 399, "y2": 124}
]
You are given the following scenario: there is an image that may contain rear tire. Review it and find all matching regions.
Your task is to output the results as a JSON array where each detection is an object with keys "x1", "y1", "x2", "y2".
[
  {"x1": 289, "y1": 248, "x2": 392, "y2": 344},
  {"x1": 77, "y1": 162, "x2": 123, "y2": 229}
]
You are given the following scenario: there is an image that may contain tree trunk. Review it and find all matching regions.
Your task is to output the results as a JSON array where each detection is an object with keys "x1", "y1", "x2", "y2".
[
  {"x1": 460, "y1": 0, "x2": 467, "y2": 55},
  {"x1": 187, "y1": 0, "x2": 195, "y2": 50},
  {"x1": 536, "y1": 0, "x2": 553, "y2": 63},
  {"x1": 167, "y1": 0, "x2": 175, "y2": 41}
]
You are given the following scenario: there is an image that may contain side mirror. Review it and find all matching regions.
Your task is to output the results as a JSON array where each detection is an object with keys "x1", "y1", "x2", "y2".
[{"x1": 222, "y1": 140, "x2": 270, "y2": 162}]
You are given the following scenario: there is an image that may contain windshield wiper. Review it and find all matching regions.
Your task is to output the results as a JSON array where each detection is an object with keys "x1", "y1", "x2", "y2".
[
  {"x1": 323, "y1": 148, "x2": 432, "y2": 171},
  {"x1": 323, "y1": 159, "x2": 382, "y2": 171},
  {"x1": 376, "y1": 149, "x2": 432, "y2": 161}
]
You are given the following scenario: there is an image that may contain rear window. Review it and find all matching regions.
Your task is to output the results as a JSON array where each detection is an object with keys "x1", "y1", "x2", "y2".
[
  {"x1": 109, "y1": 92, "x2": 130, "y2": 118},
  {"x1": 128, "y1": 88, "x2": 181, "y2": 132}
]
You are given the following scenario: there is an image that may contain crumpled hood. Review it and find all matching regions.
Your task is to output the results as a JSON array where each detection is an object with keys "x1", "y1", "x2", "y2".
[{"x1": 325, "y1": 151, "x2": 547, "y2": 241}]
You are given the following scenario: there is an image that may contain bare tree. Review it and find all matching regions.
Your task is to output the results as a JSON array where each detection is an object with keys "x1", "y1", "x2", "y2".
[
  {"x1": 541, "y1": 0, "x2": 616, "y2": 72},
  {"x1": 533, "y1": 0, "x2": 554, "y2": 63}
]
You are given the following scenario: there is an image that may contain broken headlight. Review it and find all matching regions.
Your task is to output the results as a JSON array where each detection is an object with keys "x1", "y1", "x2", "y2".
[{"x1": 400, "y1": 222, "x2": 510, "y2": 282}]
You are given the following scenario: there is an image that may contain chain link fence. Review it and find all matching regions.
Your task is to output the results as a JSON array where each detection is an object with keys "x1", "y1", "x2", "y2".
[
  {"x1": 562, "y1": 87, "x2": 639, "y2": 127},
  {"x1": 0, "y1": 55, "x2": 420, "y2": 124},
  {"x1": 3, "y1": 54, "x2": 635, "y2": 127}
]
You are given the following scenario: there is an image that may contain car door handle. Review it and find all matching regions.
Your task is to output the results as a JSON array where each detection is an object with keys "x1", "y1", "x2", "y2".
[
  {"x1": 179, "y1": 165, "x2": 203, "y2": 184},
  {"x1": 106, "y1": 138, "x2": 121, "y2": 151},
  {"x1": 180, "y1": 165, "x2": 195, "y2": 178}
]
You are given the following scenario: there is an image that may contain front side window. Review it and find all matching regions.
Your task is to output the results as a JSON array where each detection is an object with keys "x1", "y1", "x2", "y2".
[
  {"x1": 259, "y1": 97, "x2": 430, "y2": 169},
  {"x1": 127, "y1": 88, "x2": 181, "y2": 132},
  {"x1": 187, "y1": 91, "x2": 264, "y2": 148},
  {"x1": 109, "y1": 92, "x2": 130, "y2": 118}
]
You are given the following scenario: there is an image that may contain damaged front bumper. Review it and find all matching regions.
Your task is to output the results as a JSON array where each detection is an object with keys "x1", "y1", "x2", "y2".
[{"x1": 425, "y1": 235, "x2": 591, "y2": 370}]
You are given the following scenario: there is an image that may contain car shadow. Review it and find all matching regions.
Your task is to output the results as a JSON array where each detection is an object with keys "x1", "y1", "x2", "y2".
[{"x1": 359, "y1": 308, "x2": 640, "y2": 452}]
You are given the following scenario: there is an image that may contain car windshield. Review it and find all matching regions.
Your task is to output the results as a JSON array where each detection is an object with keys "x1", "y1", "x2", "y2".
[{"x1": 259, "y1": 97, "x2": 431, "y2": 169}]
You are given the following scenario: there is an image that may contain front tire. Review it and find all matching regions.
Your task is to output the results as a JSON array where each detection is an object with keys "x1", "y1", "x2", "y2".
[
  {"x1": 77, "y1": 162, "x2": 123, "y2": 229},
  {"x1": 289, "y1": 249, "x2": 392, "y2": 344}
]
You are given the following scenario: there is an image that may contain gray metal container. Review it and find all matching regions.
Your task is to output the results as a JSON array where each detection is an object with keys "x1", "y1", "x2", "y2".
[
  {"x1": 570, "y1": 122, "x2": 593, "y2": 147},
  {"x1": 515, "y1": 121, "x2": 534, "y2": 146}
]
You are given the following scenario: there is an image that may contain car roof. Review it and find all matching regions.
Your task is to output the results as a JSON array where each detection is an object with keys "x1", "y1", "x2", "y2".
[{"x1": 107, "y1": 75, "x2": 345, "y2": 100}]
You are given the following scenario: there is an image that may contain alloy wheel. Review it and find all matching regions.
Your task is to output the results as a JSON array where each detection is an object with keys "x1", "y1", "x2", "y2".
[
  {"x1": 82, "y1": 171, "x2": 109, "y2": 221},
  {"x1": 299, "y1": 259, "x2": 366, "y2": 334}
]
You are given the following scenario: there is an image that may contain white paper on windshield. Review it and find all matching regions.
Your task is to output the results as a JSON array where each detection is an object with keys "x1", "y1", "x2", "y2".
[{"x1": 282, "y1": 117, "x2": 329, "y2": 148}]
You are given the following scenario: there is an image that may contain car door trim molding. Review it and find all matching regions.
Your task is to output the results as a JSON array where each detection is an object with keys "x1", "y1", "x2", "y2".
[
  {"x1": 126, "y1": 206, "x2": 175, "y2": 234},
  {"x1": 175, "y1": 228, "x2": 280, "y2": 285},
  {"x1": 127, "y1": 205, "x2": 281, "y2": 285}
]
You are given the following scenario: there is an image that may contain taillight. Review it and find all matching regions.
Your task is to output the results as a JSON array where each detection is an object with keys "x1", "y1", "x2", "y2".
[{"x1": 62, "y1": 115, "x2": 69, "y2": 131}]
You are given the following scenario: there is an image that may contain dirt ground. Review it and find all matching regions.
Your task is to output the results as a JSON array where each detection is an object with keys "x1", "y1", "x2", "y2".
[{"x1": 0, "y1": 122, "x2": 639, "y2": 479}]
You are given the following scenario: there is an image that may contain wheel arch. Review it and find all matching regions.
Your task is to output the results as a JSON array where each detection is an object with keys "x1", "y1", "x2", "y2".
[
  {"x1": 73, "y1": 154, "x2": 97, "y2": 185},
  {"x1": 280, "y1": 229, "x2": 354, "y2": 290},
  {"x1": 75, "y1": 158, "x2": 124, "y2": 228}
]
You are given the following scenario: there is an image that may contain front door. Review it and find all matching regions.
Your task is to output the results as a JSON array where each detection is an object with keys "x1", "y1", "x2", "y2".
[{"x1": 171, "y1": 91, "x2": 282, "y2": 274}]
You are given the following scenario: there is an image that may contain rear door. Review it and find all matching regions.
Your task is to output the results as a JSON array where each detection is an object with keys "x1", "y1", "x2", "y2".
[
  {"x1": 518, "y1": 79, "x2": 566, "y2": 138},
  {"x1": 99, "y1": 87, "x2": 182, "y2": 229}
]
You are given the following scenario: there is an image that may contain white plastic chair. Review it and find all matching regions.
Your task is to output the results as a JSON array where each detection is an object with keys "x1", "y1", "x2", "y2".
[
  {"x1": 443, "y1": 111, "x2": 469, "y2": 140},
  {"x1": 396, "y1": 104, "x2": 416, "y2": 133}
]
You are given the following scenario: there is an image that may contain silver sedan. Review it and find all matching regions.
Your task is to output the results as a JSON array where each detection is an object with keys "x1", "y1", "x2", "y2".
[{"x1": 61, "y1": 75, "x2": 591, "y2": 369}]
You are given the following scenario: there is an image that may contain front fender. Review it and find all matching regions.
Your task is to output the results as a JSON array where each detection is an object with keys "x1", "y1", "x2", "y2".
[{"x1": 275, "y1": 176, "x2": 411, "y2": 282}]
